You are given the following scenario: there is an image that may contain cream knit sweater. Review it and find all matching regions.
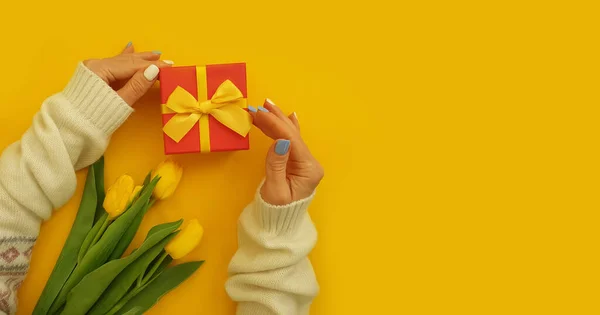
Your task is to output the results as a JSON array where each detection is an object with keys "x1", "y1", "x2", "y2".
[{"x1": 0, "y1": 63, "x2": 318, "y2": 314}]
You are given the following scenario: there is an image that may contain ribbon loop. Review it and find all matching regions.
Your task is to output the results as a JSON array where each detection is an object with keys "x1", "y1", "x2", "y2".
[{"x1": 163, "y1": 80, "x2": 252, "y2": 143}]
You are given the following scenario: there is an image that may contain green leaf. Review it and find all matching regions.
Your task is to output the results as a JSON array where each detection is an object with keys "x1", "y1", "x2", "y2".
[
  {"x1": 49, "y1": 177, "x2": 161, "y2": 314},
  {"x1": 144, "y1": 215, "x2": 174, "y2": 242},
  {"x1": 79, "y1": 213, "x2": 108, "y2": 264},
  {"x1": 121, "y1": 307, "x2": 143, "y2": 315},
  {"x1": 109, "y1": 199, "x2": 156, "y2": 261},
  {"x1": 61, "y1": 220, "x2": 183, "y2": 315},
  {"x1": 33, "y1": 162, "x2": 99, "y2": 315},
  {"x1": 142, "y1": 171, "x2": 151, "y2": 187},
  {"x1": 93, "y1": 156, "x2": 106, "y2": 223},
  {"x1": 117, "y1": 261, "x2": 204, "y2": 315},
  {"x1": 87, "y1": 234, "x2": 177, "y2": 315}
]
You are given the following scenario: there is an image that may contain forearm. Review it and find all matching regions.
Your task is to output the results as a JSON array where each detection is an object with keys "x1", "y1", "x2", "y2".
[
  {"x1": 0, "y1": 63, "x2": 132, "y2": 314},
  {"x1": 0, "y1": 63, "x2": 131, "y2": 235},
  {"x1": 226, "y1": 183, "x2": 319, "y2": 315}
]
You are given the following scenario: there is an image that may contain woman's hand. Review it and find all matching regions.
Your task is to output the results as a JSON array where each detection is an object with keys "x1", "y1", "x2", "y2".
[
  {"x1": 250, "y1": 99, "x2": 324, "y2": 205},
  {"x1": 83, "y1": 43, "x2": 173, "y2": 106}
]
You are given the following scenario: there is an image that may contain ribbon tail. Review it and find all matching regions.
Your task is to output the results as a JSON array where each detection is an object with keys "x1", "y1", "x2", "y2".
[
  {"x1": 199, "y1": 115, "x2": 211, "y2": 152},
  {"x1": 210, "y1": 104, "x2": 252, "y2": 137},
  {"x1": 163, "y1": 113, "x2": 202, "y2": 143}
]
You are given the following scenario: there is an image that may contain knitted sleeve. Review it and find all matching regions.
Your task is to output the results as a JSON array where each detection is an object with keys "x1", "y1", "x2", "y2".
[
  {"x1": 0, "y1": 63, "x2": 132, "y2": 314},
  {"x1": 226, "y1": 184, "x2": 319, "y2": 315}
]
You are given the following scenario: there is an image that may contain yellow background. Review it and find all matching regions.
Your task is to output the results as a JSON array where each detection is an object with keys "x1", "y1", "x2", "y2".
[{"x1": 0, "y1": 0, "x2": 596, "y2": 314}]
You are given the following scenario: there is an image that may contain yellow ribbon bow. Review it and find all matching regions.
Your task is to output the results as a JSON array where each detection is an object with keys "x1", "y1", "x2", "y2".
[{"x1": 163, "y1": 80, "x2": 252, "y2": 143}]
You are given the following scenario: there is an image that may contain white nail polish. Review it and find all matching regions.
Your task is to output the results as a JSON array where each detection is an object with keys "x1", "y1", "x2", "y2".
[
  {"x1": 144, "y1": 64, "x2": 160, "y2": 81},
  {"x1": 265, "y1": 98, "x2": 276, "y2": 106},
  {"x1": 163, "y1": 60, "x2": 175, "y2": 65}
]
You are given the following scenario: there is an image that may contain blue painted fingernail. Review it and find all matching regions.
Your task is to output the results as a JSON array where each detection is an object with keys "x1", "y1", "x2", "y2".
[
  {"x1": 248, "y1": 105, "x2": 257, "y2": 113},
  {"x1": 126, "y1": 41, "x2": 132, "y2": 48},
  {"x1": 152, "y1": 50, "x2": 162, "y2": 54},
  {"x1": 275, "y1": 140, "x2": 290, "y2": 155},
  {"x1": 258, "y1": 106, "x2": 269, "y2": 113}
]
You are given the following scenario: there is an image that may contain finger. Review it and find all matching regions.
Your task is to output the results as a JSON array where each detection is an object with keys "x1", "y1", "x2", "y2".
[
  {"x1": 121, "y1": 41, "x2": 134, "y2": 54},
  {"x1": 263, "y1": 98, "x2": 296, "y2": 129},
  {"x1": 106, "y1": 57, "x2": 171, "y2": 83},
  {"x1": 288, "y1": 112, "x2": 300, "y2": 130},
  {"x1": 133, "y1": 51, "x2": 162, "y2": 61},
  {"x1": 261, "y1": 139, "x2": 293, "y2": 205},
  {"x1": 249, "y1": 106, "x2": 294, "y2": 140},
  {"x1": 265, "y1": 139, "x2": 291, "y2": 186},
  {"x1": 262, "y1": 98, "x2": 287, "y2": 120},
  {"x1": 253, "y1": 107, "x2": 311, "y2": 161},
  {"x1": 117, "y1": 64, "x2": 160, "y2": 105},
  {"x1": 249, "y1": 105, "x2": 312, "y2": 163}
]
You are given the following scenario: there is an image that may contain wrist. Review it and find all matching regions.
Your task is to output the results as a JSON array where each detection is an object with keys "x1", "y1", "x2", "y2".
[
  {"x1": 260, "y1": 181, "x2": 292, "y2": 205},
  {"x1": 255, "y1": 181, "x2": 316, "y2": 235},
  {"x1": 61, "y1": 62, "x2": 133, "y2": 137},
  {"x1": 261, "y1": 179, "x2": 319, "y2": 205}
]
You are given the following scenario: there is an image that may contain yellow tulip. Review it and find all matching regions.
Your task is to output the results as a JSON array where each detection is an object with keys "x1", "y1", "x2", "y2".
[
  {"x1": 129, "y1": 185, "x2": 143, "y2": 203},
  {"x1": 165, "y1": 219, "x2": 203, "y2": 259},
  {"x1": 103, "y1": 175, "x2": 135, "y2": 219},
  {"x1": 152, "y1": 160, "x2": 183, "y2": 200}
]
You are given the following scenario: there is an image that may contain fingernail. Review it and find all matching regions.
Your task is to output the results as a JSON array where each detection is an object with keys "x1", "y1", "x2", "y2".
[
  {"x1": 144, "y1": 64, "x2": 160, "y2": 81},
  {"x1": 265, "y1": 98, "x2": 276, "y2": 106},
  {"x1": 248, "y1": 105, "x2": 257, "y2": 113},
  {"x1": 152, "y1": 50, "x2": 162, "y2": 55},
  {"x1": 275, "y1": 140, "x2": 290, "y2": 155},
  {"x1": 126, "y1": 41, "x2": 133, "y2": 48},
  {"x1": 163, "y1": 60, "x2": 175, "y2": 65},
  {"x1": 258, "y1": 106, "x2": 269, "y2": 113},
  {"x1": 292, "y1": 112, "x2": 298, "y2": 120}
]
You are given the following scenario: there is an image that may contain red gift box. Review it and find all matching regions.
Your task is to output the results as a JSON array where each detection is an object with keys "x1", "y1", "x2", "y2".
[{"x1": 159, "y1": 63, "x2": 250, "y2": 154}]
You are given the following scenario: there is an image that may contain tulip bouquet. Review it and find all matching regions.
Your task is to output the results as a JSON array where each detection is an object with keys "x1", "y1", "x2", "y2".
[{"x1": 33, "y1": 158, "x2": 204, "y2": 315}]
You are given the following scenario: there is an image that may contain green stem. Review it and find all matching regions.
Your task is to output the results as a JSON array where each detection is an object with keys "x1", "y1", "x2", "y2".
[
  {"x1": 91, "y1": 215, "x2": 111, "y2": 247},
  {"x1": 141, "y1": 252, "x2": 168, "y2": 285}
]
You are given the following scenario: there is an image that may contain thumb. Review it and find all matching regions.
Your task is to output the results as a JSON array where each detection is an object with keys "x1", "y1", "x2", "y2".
[
  {"x1": 117, "y1": 64, "x2": 160, "y2": 105},
  {"x1": 265, "y1": 139, "x2": 291, "y2": 183}
]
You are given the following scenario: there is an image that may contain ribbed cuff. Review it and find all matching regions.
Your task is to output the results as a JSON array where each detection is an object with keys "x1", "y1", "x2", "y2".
[
  {"x1": 254, "y1": 181, "x2": 316, "y2": 235},
  {"x1": 62, "y1": 62, "x2": 133, "y2": 136}
]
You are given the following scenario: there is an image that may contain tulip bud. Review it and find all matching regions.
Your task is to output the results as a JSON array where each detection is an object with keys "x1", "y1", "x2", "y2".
[
  {"x1": 165, "y1": 219, "x2": 203, "y2": 259},
  {"x1": 152, "y1": 160, "x2": 183, "y2": 200},
  {"x1": 103, "y1": 175, "x2": 135, "y2": 219}
]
